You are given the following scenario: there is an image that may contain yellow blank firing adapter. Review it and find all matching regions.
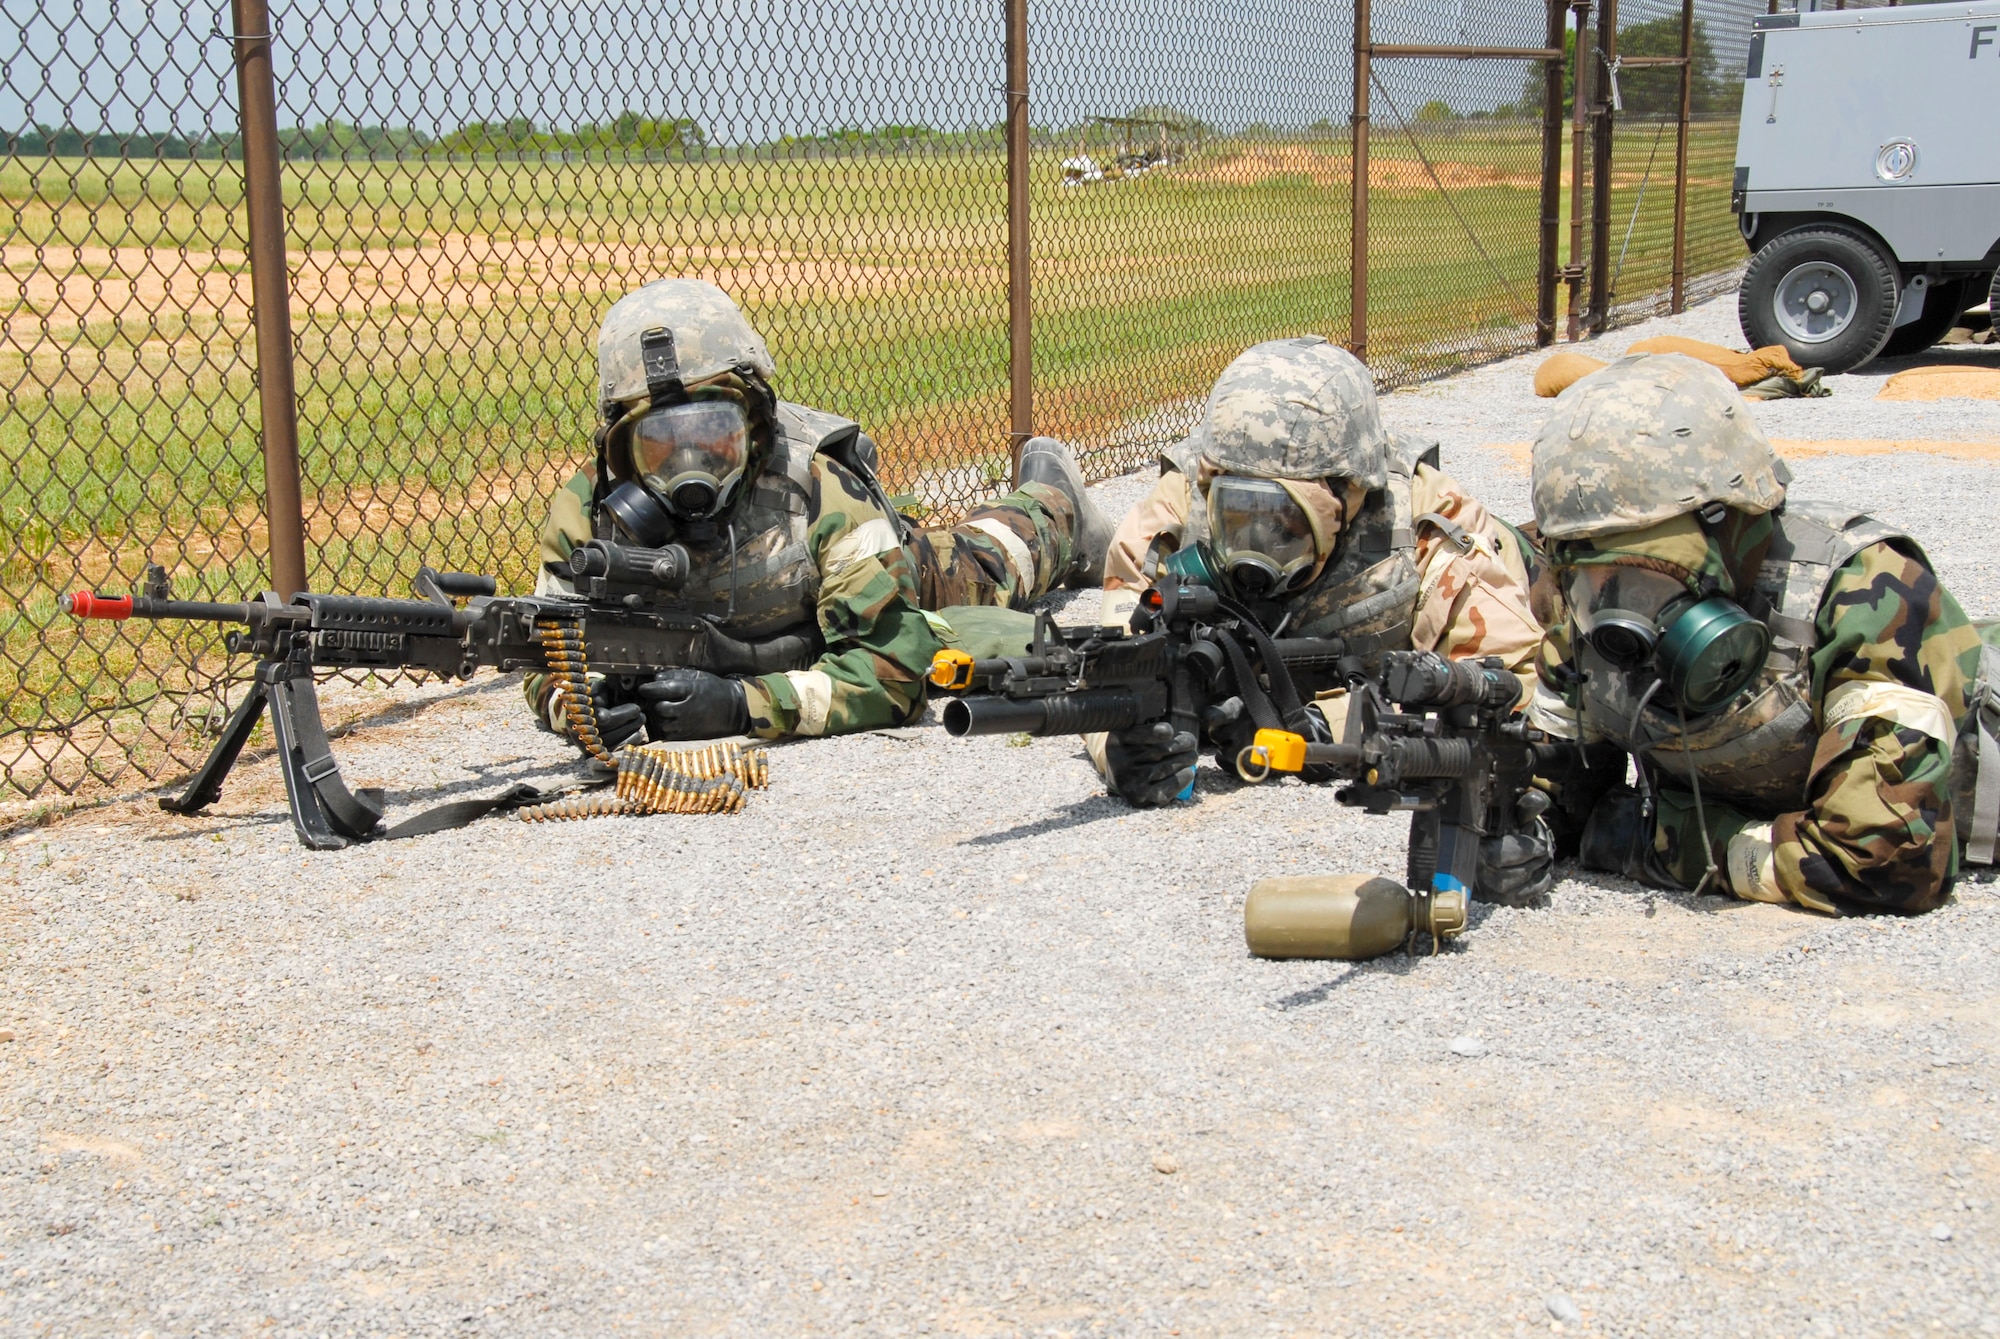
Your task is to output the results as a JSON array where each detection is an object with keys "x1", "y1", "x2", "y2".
[
  {"x1": 1236, "y1": 728, "x2": 1307, "y2": 783},
  {"x1": 929, "y1": 648, "x2": 976, "y2": 691}
]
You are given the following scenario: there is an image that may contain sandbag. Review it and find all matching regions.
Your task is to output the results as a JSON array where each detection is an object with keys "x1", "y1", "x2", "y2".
[
  {"x1": 1626, "y1": 335, "x2": 1807, "y2": 387},
  {"x1": 1877, "y1": 366, "x2": 2000, "y2": 402},
  {"x1": 1532, "y1": 351, "x2": 1608, "y2": 398}
]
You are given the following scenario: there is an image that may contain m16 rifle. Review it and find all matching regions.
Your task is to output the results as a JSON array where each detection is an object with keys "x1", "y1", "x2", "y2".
[
  {"x1": 61, "y1": 541, "x2": 813, "y2": 849},
  {"x1": 925, "y1": 581, "x2": 1348, "y2": 748},
  {"x1": 1237, "y1": 650, "x2": 1566, "y2": 928}
]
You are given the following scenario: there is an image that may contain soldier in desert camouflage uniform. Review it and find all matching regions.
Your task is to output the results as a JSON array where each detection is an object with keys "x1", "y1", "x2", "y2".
[
  {"x1": 526, "y1": 278, "x2": 1112, "y2": 745},
  {"x1": 1530, "y1": 352, "x2": 1994, "y2": 915},
  {"x1": 1089, "y1": 338, "x2": 1552, "y2": 901}
]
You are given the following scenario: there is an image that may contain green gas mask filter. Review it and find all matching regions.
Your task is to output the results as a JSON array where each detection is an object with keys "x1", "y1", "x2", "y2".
[
  {"x1": 1566, "y1": 563, "x2": 1770, "y2": 714},
  {"x1": 1654, "y1": 597, "x2": 1771, "y2": 714},
  {"x1": 1159, "y1": 541, "x2": 1221, "y2": 589}
]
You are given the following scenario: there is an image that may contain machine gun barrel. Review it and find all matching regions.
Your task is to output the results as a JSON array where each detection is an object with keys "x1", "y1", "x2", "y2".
[{"x1": 62, "y1": 591, "x2": 280, "y2": 624}]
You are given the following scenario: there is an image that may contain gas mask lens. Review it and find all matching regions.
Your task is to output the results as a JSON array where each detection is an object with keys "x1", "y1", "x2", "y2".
[
  {"x1": 630, "y1": 400, "x2": 750, "y2": 519},
  {"x1": 1209, "y1": 476, "x2": 1317, "y2": 599},
  {"x1": 1564, "y1": 564, "x2": 1690, "y2": 669}
]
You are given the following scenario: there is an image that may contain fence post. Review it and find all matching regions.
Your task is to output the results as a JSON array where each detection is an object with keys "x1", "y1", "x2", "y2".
[
  {"x1": 229, "y1": 0, "x2": 307, "y2": 599},
  {"x1": 1536, "y1": 0, "x2": 1567, "y2": 347},
  {"x1": 1565, "y1": 0, "x2": 1592, "y2": 341},
  {"x1": 1005, "y1": 0, "x2": 1032, "y2": 480},
  {"x1": 1349, "y1": 0, "x2": 1371, "y2": 361},
  {"x1": 1669, "y1": 0, "x2": 1693, "y2": 312},
  {"x1": 1586, "y1": 0, "x2": 1619, "y2": 334}
]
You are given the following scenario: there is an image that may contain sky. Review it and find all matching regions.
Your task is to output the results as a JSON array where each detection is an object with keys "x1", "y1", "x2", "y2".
[{"x1": 3, "y1": 0, "x2": 1768, "y2": 144}]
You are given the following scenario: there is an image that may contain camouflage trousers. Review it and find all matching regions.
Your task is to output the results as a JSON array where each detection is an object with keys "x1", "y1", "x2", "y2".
[{"x1": 907, "y1": 481, "x2": 1078, "y2": 611}]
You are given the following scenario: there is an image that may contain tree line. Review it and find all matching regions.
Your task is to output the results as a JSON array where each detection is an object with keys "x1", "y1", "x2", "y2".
[{"x1": 4, "y1": 114, "x2": 708, "y2": 162}]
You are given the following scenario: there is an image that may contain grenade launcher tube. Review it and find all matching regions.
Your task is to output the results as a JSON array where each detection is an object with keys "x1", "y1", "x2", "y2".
[{"x1": 942, "y1": 684, "x2": 1167, "y2": 738}]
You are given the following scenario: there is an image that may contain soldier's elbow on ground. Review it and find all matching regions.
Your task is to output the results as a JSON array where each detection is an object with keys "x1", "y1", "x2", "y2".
[{"x1": 1776, "y1": 816, "x2": 1957, "y2": 917}]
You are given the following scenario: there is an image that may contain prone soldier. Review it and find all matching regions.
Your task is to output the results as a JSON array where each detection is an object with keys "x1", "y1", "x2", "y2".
[
  {"x1": 527, "y1": 278, "x2": 1113, "y2": 746},
  {"x1": 1085, "y1": 336, "x2": 1558, "y2": 901},
  {"x1": 1530, "y1": 352, "x2": 1999, "y2": 914}
]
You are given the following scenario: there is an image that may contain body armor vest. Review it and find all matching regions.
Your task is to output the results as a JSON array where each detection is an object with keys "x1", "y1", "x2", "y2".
[
  {"x1": 1169, "y1": 433, "x2": 1436, "y2": 666},
  {"x1": 1578, "y1": 499, "x2": 1909, "y2": 809},
  {"x1": 620, "y1": 401, "x2": 868, "y2": 644}
]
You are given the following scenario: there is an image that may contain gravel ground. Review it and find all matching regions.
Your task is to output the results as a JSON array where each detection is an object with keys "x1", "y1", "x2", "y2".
[{"x1": 5, "y1": 295, "x2": 1999, "y2": 1338}]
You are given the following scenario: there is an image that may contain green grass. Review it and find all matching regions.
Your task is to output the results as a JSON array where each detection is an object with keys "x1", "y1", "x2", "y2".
[{"x1": 1, "y1": 120, "x2": 1744, "y2": 794}]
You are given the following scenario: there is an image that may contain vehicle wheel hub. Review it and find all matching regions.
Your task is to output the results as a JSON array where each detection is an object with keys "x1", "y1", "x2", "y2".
[{"x1": 1774, "y1": 261, "x2": 1858, "y2": 345}]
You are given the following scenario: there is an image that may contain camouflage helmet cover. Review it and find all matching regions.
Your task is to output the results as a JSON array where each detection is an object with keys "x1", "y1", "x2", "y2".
[
  {"x1": 1531, "y1": 352, "x2": 1790, "y2": 542},
  {"x1": 1196, "y1": 336, "x2": 1388, "y2": 488},
  {"x1": 596, "y1": 278, "x2": 776, "y2": 409}
]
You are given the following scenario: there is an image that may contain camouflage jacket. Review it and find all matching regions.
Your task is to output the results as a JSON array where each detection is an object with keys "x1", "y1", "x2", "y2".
[{"x1": 526, "y1": 428, "x2": 940, "y2": 741}]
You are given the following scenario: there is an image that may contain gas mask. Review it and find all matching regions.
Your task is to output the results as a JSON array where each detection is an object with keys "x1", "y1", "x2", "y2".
[
  {"x1": 594, "y1": 393, "x2": 756, "y2": 549},
  {"x1": 1562, "y1": 555, "x2": 1769, "y2": 715},
  {"x1": 628, "y1": 398, "x2": 750, "y2": 521},
  {"x1": 1206, "y1": 475, "x2": 1324, "y2": 599}
]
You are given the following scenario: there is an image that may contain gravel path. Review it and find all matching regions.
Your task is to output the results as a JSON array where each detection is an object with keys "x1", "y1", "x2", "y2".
[{"x1": 5, "y1": 295, "x2": 1999, "y2": 1338}]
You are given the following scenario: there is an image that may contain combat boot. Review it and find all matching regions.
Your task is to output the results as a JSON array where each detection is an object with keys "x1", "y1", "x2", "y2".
[{"x1": 1016, "y1": 436, "x2": 1113, "y2": 589}]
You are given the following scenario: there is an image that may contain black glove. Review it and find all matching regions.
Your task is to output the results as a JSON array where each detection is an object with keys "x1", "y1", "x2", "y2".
[
  {"x1": 636, "y1": 668, "x2": 750, "y2": 742},
  {"x1": 1476, "y1": 831, "x2": 1555, "y2": 908},
  {"x1": 591, "y1": 679, "x2": 648, "y2": 753},
  {"x1": 1296, "y1": 699, "x2": 1343, "y2": 785},
  {"x1": 1578, "y1": 786, "x2": 1668, "y2": 886},
  {"x1": 1105, "y1": 719, "x2": 1199, "y2": 807},
  {"x1": 1201, "y1": 695, "x2": 1251, "y2": 768}
]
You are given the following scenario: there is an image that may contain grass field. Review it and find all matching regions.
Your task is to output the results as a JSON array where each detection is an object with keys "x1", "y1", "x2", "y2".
[{"x1": 1, "y1": 117, "x2": 1743, "y2": 797}]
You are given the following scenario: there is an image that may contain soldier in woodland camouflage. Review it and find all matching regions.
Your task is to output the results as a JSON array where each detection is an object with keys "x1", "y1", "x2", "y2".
[
  {"x1": 1090, "y1": 336, "x2": 1553, "y2": 899},
  {"x1": 1530, "y1": 353, "x2": 1994, "y2": 915},
  {"x1": 526, "y1": 278, "x2": 1112, "y2": 745}
]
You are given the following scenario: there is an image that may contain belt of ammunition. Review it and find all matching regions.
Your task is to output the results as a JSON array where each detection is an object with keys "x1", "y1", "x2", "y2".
[
  {"x1": 519, "y1": 741, "x2": 770, "y2": 822},
  {"x1": 537, "y1": 617, "x2": 612, "y2": 764}
]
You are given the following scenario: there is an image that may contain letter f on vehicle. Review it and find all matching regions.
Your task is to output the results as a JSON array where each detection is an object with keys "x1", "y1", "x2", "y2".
[{"x1": 1974, "y1": 26, "x2": 1997, "y2": 58}]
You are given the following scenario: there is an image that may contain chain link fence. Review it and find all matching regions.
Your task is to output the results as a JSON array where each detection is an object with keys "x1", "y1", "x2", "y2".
[
  {"x1": 1594, "y1": 0, "x2": 1765, "y2": 326},
  {"x1": 4, "y1": 0, "x2": 1767, "y2": 804},
  {"x1": 1023, "y1": 0, "x2": 1358, "y2": 477}
]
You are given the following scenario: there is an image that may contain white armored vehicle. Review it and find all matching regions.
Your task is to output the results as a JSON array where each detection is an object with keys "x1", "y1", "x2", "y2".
[{"x1": 1733, "y1": 0, "x2": 2000, "y2": 371}]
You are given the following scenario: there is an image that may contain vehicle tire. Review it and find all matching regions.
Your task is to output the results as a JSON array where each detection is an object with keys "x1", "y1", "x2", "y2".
[
  {"x1": 1739, "y1": 226, "x2": 1900, "y2": 374},
  {"x1": 1878, "y1": 277, "x2": 1971, "y2": 359}
]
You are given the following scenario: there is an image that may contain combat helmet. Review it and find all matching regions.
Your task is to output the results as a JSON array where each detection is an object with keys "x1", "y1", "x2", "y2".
[
  {"x1": 1196, "y1": 337, "x2": 1389, "y2": 489},
  {"x1": 1531, "y1": 353, "x2": 1789, "y2": 542},
  {"x1": 596, "y1": 278, "x2": 776, "y2": 411}
]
